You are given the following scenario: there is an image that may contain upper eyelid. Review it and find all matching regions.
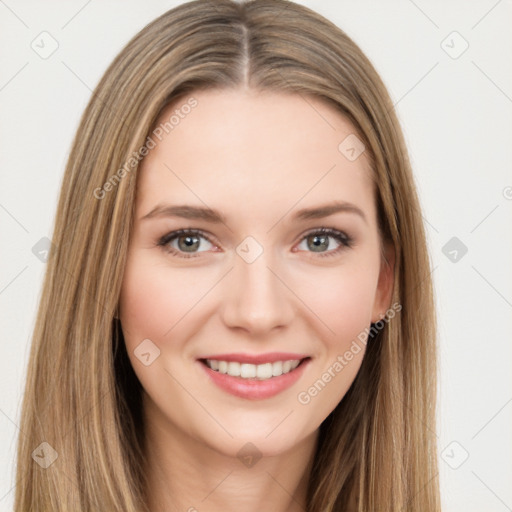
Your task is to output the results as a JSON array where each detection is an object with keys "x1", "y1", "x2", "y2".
[{"x1": 161, "y1": 229, "x2": 217, "y2": 245}]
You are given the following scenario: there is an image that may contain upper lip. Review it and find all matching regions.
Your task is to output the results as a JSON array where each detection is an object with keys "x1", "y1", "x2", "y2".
[{"x1": 198, "y1": 352, "x2": 310, "y2": 365}]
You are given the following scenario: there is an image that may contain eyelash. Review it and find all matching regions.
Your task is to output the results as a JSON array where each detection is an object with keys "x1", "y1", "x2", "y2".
[{"x1": 157, "y1": 227, "x2": 354, "y2": 259}]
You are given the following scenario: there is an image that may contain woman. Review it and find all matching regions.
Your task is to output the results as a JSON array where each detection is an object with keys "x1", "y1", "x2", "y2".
[{"x1": 15, "y1": 1, "x2": 441, "y2": 510}]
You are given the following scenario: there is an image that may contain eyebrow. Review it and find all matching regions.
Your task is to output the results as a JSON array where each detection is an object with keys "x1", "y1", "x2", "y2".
[{"x1": 140, "y1": 200, "x2": 367, "y2": 224}]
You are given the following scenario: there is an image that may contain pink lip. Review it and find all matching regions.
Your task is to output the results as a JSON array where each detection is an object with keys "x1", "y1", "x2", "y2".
[
  {"x1": 197, "y1": 357, "x2": 311, "y2": 400},
  {"x1": 198, "y1": 352, "x2": 309, "y2": 365}
]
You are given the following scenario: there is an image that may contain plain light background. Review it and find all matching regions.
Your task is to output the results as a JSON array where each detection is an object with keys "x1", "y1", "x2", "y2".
[{"x1": 1, "y1": 1, "x2": 511, "y2": 511}]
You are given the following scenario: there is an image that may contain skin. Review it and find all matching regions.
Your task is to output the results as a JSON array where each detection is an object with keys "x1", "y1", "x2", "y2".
[{"x1": 119, "y1": 88, "x2": 395, "y2": 512}]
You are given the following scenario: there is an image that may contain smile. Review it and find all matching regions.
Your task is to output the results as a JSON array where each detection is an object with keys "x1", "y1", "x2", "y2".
[
  {"x1": 198, "y1": 355, "x2": 311, "y2": 400},
  {"x1": 204, "y1": 358, "x2": 302, "y2": 380}
]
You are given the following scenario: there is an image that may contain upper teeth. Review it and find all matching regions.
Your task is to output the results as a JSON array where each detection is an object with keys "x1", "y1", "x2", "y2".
[{"x1": 206, "y1": 359, "x2": 301, "y2": 380}]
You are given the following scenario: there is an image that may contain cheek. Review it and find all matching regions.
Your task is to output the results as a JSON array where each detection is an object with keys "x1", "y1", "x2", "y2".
[
  {"x1": 293, "y1": 263, "x2": 379, "y2": 417},
  {"x1": 118, "y1": 252, "x2": 214, "y2": 349},
  {"x1": 298, "y1": 259, "x2": 380, "y2": 348},
  {"x1": 119, "y1": 253, "x2": 177, "y2": 349},
  {"x1": 334, "y1": 275, "x2": 375, "y2": 338}
]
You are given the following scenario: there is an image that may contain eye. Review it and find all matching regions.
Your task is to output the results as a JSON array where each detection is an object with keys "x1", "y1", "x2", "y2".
[
  {"x1": 157, "y1": 227, "x2": 354, "y2": 259},
  {"x1": 295, "y1": 227, "x2": 354, "y2": 257},
  {"x1": 157, "y1": 229, "x2": 217, "y2": 258}
]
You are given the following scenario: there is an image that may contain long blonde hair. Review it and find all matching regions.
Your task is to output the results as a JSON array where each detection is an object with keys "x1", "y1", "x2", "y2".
[{"x1": 14, "y1": 1, "x2": 440, "y2": 510}]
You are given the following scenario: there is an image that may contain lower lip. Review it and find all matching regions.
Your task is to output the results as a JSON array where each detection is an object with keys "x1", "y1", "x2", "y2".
[{"x1": 198, "y1": 359, "x2": 310, "y2": 400}]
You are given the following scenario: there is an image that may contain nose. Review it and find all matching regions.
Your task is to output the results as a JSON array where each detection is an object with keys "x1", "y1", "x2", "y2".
[{"x1": 220, "y1": 245, "x2": 295, "y2": 336}]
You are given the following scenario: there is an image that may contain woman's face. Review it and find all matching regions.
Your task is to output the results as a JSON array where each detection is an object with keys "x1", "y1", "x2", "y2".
[{"x1": 119, "y1": 88, "x2": 394, "y2": 457}]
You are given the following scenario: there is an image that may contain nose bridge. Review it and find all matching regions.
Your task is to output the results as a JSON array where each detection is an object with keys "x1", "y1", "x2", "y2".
[{"x1": 221, "y1": 237, "x2": 293, "y2": 333}]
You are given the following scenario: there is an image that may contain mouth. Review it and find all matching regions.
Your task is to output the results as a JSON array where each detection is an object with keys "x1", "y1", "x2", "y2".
[
  {"x1": 200, "y1": 357, "x2": 309, "y2": 380},
  {"x1": 197, "y1": 355, "x2": 312, "y2": 400}
]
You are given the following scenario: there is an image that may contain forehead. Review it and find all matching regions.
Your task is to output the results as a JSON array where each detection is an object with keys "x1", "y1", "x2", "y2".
[{"x1": 136, "y1": 88, "x2": 375, "y2": 226}]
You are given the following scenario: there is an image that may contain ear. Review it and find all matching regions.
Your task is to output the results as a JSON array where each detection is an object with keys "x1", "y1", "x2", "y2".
[{"x1": 371, "y1": 240, "x2": 396, "y2": 323}]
